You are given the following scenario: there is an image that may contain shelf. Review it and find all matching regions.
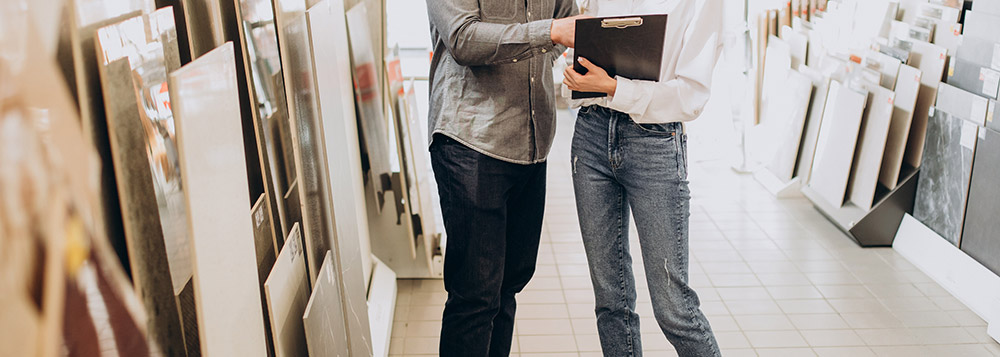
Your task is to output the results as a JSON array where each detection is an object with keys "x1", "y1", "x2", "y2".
[{"x1": 801, "y1": 165, "x2": 919, "y2": 247}]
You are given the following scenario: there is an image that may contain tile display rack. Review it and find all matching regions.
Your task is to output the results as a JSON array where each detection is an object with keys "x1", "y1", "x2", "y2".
[{"x1": 801, "y1": 165, "x2": 919, "y2": 247}]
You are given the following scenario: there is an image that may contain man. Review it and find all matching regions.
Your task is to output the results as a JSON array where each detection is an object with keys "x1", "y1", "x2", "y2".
[{"x1": 425, "y1": 0, "x2": 581, "y2": 355}]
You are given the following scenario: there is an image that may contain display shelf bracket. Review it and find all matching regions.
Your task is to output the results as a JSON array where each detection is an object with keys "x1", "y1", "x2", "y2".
[{"x1": 801, "y1": 166, "x2": 919, "y2": 247}]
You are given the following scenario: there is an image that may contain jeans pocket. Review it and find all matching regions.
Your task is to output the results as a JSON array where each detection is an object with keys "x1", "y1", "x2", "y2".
[{"x1": 631, "y1": 121, "x2": 677, "y2": 137}]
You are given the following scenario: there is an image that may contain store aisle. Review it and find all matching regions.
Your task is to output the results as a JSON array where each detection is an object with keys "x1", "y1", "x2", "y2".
[{"x1": 389, "y1": 111, "x2": 1000, "y2": 357}]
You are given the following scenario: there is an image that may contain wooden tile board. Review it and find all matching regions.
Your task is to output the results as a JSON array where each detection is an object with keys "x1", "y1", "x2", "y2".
[
  {"x1": 233, "y1": 0, "x2": 293, "y2": 247},
  {"x1": 766, "y1": 70, "x2": 814, "y2": 181},
  {"x1": 303, "y1": 251, "x2": 350, "y2": 357},
  {"x1": 879, "y1": 65, "x2": 922, "y2": 189},
  {"x1": 94, "y1": 9, "x2": 187, "y2": 354},
  {"x1": 403, "y1": 82, "x2": 441, "y2": 266},
  {"x1": 251, "y1": 194, "x2": 278, "y2": 355},
  {"x1": 306, "y1": 1, "x2": 375, "y2": 354},
  {"x1": 936, "y1": 83, "x2": 990, "y2": 127},
  {"x1": 847, "y1": 84, "x2": 895, "y2": 211},
  {"x1": 276, "y1": 7, "x2": 335, "y2": 284},
  {"x1": 265, "y1": 223, "x2": 310, "y2": 357},
  {"x1": 346, "y1": 0, "x2": 394, "y2": 203},
  {"x1": 903, "y1": 40, "x2": 948, "y2": 170},
  {"x1": 795, "y1": 65, "x2": 831, "y2": 184},
  {"x1": 913, "y1": 110, "x2": 979, "y2": 247},
  {"x1": 169, "y1": 42, "x2": 267, "y2": 356},
  {"x1": 808, "y1": 81, "x2": 868, "y2": 207},
  {"x1": 64, "y1": 0, "x2": 146, "y2": 282}
]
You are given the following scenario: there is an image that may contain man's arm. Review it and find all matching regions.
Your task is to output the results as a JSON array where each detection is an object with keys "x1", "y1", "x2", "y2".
[
  {"x1": 426, "y1": 0, "x2": 578, "y2": 66},
  {"x1": 548, "y1": 0, "x2": 579, "y2": 62}
]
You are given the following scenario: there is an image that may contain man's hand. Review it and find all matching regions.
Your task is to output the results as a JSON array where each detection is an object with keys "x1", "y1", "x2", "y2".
[
  {"x1": 551, "y1": 15, "x2": 589, "y2": 48},
  {"x1": 564, "y1": 57, "x2": 617, "y2": 95}
]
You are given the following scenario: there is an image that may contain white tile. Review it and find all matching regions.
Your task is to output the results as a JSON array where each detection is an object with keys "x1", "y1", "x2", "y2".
[
  {"x1": 813, "y1": 346, "x2": 877, "y2": 357},
  {"x1": 714, "y1": 331, "x2": 752, "y2": 349},
  {"x1": 907, "y1": 327, "x2": 978, "y2": 345},
  {"x1": 855, "y1": 328, "x2": 919, "y2": 346},
  {"x1": 725, "y1": 299, "x2": 783, "y2": 315},
  {"x1": 777, "y1": 299, "x2": 836, "y2": 314},
  {"x1": 515, "y1": 319, "x2": 573, "y2": 335},
  {"x1": 755, "y1": 348, "x2": 817, "y2": 356},
  {"x1": 788, "y1": 314, "x2": 850, "y2": 330},
  {"x1": 767, "y1": 286, "x2": 824, "y2": 299},
  {"x1": 402, "y1": 337, "x2": 439, "y2": 355},
  {"x1": 574, "y1": 334, "x2": 602, "y2": 352}
]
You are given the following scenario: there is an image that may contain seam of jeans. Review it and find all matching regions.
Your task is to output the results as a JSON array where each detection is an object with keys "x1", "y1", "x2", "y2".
[{"x1": 616, "y1": 189, "x2": 633, "y2": 355}]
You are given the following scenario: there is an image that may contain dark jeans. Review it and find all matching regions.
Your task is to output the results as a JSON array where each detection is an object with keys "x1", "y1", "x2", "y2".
[
  {"x1": 430, "y1": 134, "x2": 546, "y2": 357},
  {"x1": 572, "y1": 106, "x2": 720, "y2": 356}
]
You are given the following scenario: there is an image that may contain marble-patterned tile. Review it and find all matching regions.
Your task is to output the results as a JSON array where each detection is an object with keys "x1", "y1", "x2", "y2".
[{"x1": 913, "y1": 110, "x2": 978, "y2": 246}]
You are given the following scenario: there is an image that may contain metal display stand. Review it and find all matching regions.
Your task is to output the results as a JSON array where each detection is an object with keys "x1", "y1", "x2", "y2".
[{"x1": 801, "y1": 165, "x2": 920, "y2": 247}]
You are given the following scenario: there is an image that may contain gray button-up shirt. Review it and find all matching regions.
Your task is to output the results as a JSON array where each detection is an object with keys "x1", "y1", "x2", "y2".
[{"x1": 426, "y1": 0, "x2": 578, "y2": 164}]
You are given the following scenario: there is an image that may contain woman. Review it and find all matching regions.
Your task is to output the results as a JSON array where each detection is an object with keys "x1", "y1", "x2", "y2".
[{"x1": 562, "y1": 0, "x2": 723, "y2": 355}]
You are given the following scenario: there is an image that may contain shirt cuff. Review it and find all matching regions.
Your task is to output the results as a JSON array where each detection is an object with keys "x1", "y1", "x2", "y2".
[
  {"x1": 529, "y1": 19, "x2": 555, "y2": 50},
  {"x1": 608, "y1": 76, "x2": 636, "y2": 113}
]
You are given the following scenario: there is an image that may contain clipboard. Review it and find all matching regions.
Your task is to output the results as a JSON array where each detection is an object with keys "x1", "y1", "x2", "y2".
[{"x1": 572, "y1": 14, "x2": 668, "y2": 99}]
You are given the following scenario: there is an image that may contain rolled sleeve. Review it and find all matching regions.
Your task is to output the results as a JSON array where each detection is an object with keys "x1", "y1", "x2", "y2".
[
  {"x1": 529, "y1": 19, "x2": 555, "y2": 49},
  {"x1": 608, "y1": 76, "x2": 640, "y2": 113}
]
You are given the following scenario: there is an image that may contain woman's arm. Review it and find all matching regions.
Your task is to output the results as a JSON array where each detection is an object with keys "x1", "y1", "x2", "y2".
[{"x1": 563, "y1": 0, "x2": 723, "y2": 123}]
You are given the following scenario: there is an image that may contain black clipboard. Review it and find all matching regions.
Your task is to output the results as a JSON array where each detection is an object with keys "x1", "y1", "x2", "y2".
[{"x1": 572, "y1": 14, "x2": 668, "y2": 99}]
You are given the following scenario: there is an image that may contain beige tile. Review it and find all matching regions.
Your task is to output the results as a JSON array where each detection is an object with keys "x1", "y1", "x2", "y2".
[
  {"x1": 518, "y1": 290, "x2": 567, "y2": 304},
  {"x1": 714, "y1": 331, "x2": 752, "y2": 349},
  {"x1": 716, "y1": 287, "x2": 772, "y2": 300},
  {"x1": 812, "y1": 346, "x2": 876, "y2": 357},
  {"x1": 734, "y1": 314, "x2": 796, "y2": 331},
  {"x1": 574, "y1": 334, "x2": 603, "y2": 352},
  {"x1": 777, "y1": 299, "x2": 836, "y2": 314},
  {"x1": 869, "y1": 345, "x2": 932, "y2": 357},
  {"x1": 744, "y1": 330, "x2": 809, "y2": 348},
  {"x1": 571, "y1": 318, "x2": 599, "y2": 335},
  {"x1": 855, "y1": 328, "x2": 918, "y2": 346},
  {"x1": 525, "y1": 277, "x2": 564, "y2": 291},
  {"x1": 767, "y1": 286, "x2": 824, "y2": 300},
  {"x1": 402, "y1": 337, "x2": 438, "y2": 355},
  {"x1": 892, "y1": 310, "x2": 959, "y2": 328},
  {"x1": 409, "y1": 292, "x2": 447, "y2": 306},
  {"x1": 640, "y1": 333, "x2": 673, "y2": 351},
  {"x1": 403, "y1": 321, "x2": 441, "y2": 337},
  {"x1": 518, "y1": 335, "x2": 577, "y2": 353},
  {"x1": 725, "y1": 299, "x2": 783, "y2": 315},
  {"x1": 800, "y1": 329, "x2": 865, "y2": 347},
  {"x1": 907, "y1": 327, "x2": 978, "y2": 345},
  {"x1": 841, "y1": 312, "x2": 904, "y2": 329},
  {"x1": 710, "y1": 274, "x2": 763, "y2": 287},
  {"x1": 706, "y1": 314, "x2": 740, "y2": 332},
  {"x1": 924, "y1": 345, "x2": 997, "y2": 357},
  {"x1": 517, "y1": 304, "x2": 571, "y2": 319},
  {"x1": 788, "y1": 314, "x2": 850, "y2": 330},
  {"x1": 389, "y1": 337, "x2": 405, "y2": 355},
  {"x1": 407, "y1": 305, "x2": 444, "y2": 321},
  {"x1": 755, "y1": 348, "x2": 817, "y2": 356},
  {"x1": 515, "y1": 319, "x2": 573, "y2": 335},
  {"x1": 815, "y1": 285, "x2": 874, "y2": 299},
  {"x1": 721, "y1": 349, "x2": 759, "y2": 357}
]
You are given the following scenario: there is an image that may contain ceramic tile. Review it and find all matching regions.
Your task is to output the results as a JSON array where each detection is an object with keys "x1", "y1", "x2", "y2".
[
  {"x1": 913, "y1": 110, "x2": 977, "y2": 246},
  {"x1": 808, "y1": 80, "x2": 868, "y2": 207}
]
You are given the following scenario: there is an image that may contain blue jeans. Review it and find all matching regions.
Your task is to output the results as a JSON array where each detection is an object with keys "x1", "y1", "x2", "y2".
[
  {"x1": 430, "y1": 134, "x2": 546, "y2": 356},
  {"x1": 571, "y1": 106, "x2": 720, "y2": 357}
]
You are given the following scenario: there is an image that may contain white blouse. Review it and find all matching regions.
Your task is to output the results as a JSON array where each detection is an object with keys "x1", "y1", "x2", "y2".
[{"x1": 571, "y1": 0, "x2": 723, "y2": 124}]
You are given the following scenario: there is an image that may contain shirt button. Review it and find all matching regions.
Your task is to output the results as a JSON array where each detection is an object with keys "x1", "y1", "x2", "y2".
[
  {"x1": 513, "y1": 59, "x2": 518, "y2": 63},
  {"x1": 527, "y1": 12, "x2": 531, "y2": 17},
  {"x1": 541, "y1": 49, "x2": 547, "y2": 53},
  {"x1": 531, "y1": 77, "x2": 535, "y2": 83},
  {"x1": 532, "y1": 110, "x2": 536, "y2": 115}
]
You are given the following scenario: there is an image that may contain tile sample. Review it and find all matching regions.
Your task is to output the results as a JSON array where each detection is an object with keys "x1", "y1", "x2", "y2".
[
  {"x1": 761, "y1": 36, "x2": 792, "y2": 126},
  {"x1": 403, "y1": 83, "x2": 441, "y2": 265},
  {"x1": 913, "y1": 110, "x2": 978, "y2": 247},
  {"x1": 303, "y1": 251, "x2": 350, "y2": 357},
  {"x1": 265, "y1": 224, "x2": 310, "y2": 357},
  {"x1": 276, "y1": 7, "x2": 334, "y2": 284},
  {"x1": 94, "y1": 9, "x2": 188, "y2": 355},
  {"x1": 963, "y1": 10, "x2": 1000, "y2": 43},
  {"x1": 974, "y1": 1, "x2": 1000, "y2": 15},
  {"x1": 961, "y1": 128, "x2": 1000, "y2": 276},
  {"x1": 880, "y1": 65, "x2": 922, "y2": 189},
  {"x1": 936, "y1": 83, "x2": 990, "y2": 127},
  {"x1": 169, "y1": 42, "x2": 267, "y2": 356},
  {"x1": 952, "y1": 35, "x2": 998, "y2": 69},
  {"x1": 781, "y1": 26, "x2": 808, "y2": 69},
  {"x1": 251, "y1": 194, "x2": 278, "y2": 355},
  {"x1": 795, "y1": 65, "x2": 831, "y2": 184},
  {"x1": 847, "y1": 84, "x2": 895, "y2": 211},
  {"x1": 65, "y1": 0, "x2": 147, "y2": 291},
  {"x1": 306, "y1": 1, "x2": 375, "y2": 355},
  {"x1": 767, "y1": 70, "x2": 814, "y2": 181},
  {"x1": 863, "y1": 50, "x2": 902, "y2": 90},
  {"x1": 808, "y1": 81, "x2": 868, "y2": 207},
  {"x1": 347, "y1": 1, "x2": 394, "y2": 203},
  {"x1": 234, "y1": 0, "x2": 293, "y2": 243},
  {"x1": 904, "y1": 40, "x2": 948, "y2": 169},
  {"x1": 947, "y1": 58, "x2": 1000, "y2": 100},
  {"x1": 179, "y1": 0, "x2": 227, "y2": 59}
]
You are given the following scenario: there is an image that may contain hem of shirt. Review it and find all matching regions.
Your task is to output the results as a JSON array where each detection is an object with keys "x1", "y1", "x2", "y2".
[{"x1": 431, "y1": 130, "x2": 548, "y2": 165}]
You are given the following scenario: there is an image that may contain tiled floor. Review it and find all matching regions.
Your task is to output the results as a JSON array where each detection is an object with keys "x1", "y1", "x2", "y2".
[{"x1": 389, "y1": 110, "x2": 1000, "y2": 356}]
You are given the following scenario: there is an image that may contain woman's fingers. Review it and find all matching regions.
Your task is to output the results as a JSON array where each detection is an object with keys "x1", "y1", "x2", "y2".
[{"x1": 578, "y1": 57, "x2": 600, "y2": 73}]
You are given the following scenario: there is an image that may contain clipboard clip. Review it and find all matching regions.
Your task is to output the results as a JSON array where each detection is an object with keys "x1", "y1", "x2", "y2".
[{"x1": 602, "y1": 17, "x2": 643, "y2": 29}]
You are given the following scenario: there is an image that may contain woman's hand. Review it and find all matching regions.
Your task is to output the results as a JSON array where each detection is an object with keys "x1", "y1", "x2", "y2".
[{"x1": 563, "y1": 57, "x2": 617, "y2": 96}]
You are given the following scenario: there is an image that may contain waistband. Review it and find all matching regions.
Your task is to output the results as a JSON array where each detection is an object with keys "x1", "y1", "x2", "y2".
[{"x1": 580, "y1": 105, "x2": 685, "y2": 133}]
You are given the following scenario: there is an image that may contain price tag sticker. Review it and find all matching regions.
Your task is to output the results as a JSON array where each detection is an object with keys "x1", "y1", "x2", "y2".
[
  {"x1": 961, "y1": 123, "x2": 977, "y2": 150},
  {"x1": 981, "y1": 68, "x2": 1000, "y2": 97},
  {"x1": 971, "y1": 98, "x2": 989, "y2": 125}
]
